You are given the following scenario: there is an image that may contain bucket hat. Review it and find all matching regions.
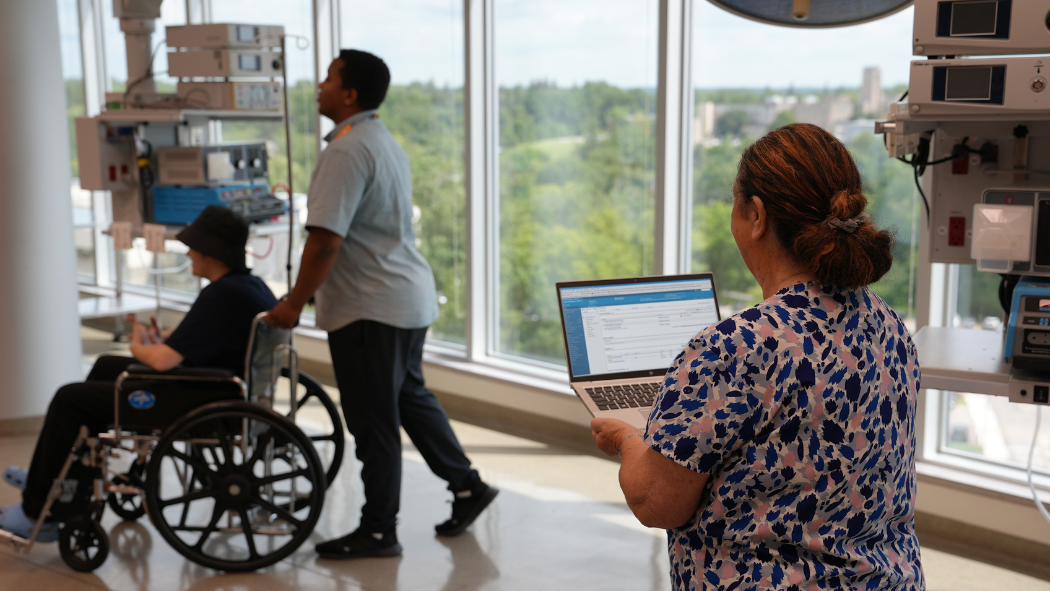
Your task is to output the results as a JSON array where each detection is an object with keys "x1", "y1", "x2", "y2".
[{"x1": 175, "y1": 205, "x2": 249, "y2": 271}]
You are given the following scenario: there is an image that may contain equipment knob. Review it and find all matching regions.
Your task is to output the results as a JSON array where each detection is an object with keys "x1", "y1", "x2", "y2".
[
  {"x1": 252, "y1": 158, "x2": 262, "y2": 168},
  {"x1": 237, "y1": 159, "x2": 247, "y2": 169}
]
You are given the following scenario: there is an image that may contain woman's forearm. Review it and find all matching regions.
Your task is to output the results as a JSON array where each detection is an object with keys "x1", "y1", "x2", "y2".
[{"x1": 618, "y1": 438, "x2": 710, "y2": 529}]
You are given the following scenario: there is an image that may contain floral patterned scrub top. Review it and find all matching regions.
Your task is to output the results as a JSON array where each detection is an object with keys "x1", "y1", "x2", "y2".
[{"x1": 645, "y1": 282, "x2": 923, "y2": 591}]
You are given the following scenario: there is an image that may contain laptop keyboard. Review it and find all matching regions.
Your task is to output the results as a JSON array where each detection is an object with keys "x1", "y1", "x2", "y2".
[{"x1": 585, "y1": 382, "x2": 661, "y2": 410}]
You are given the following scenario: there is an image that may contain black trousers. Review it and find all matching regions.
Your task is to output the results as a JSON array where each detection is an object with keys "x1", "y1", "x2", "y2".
[
  {"x1": 328, "y1": 319, "x2": 477, "y2": 533},
  {"x1": 22, "y1": 356, "x2": 240, "y2": 520},
  {"x1": 23, "y1": 356, "x2": 135, "y2": 519}
]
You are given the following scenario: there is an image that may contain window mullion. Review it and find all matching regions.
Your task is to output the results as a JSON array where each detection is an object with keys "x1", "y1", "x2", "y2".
[
  {"x1": 654, "y1": 0, "x2": 692, "y2": 275},
  {"x1": 464, "y1": 0, "x2": 495, "y2": 362}
]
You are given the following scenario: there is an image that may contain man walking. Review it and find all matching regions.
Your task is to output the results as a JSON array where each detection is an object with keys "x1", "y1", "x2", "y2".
[{"x1": 266, "y1": 49, "x2": 496, "y2": 559}]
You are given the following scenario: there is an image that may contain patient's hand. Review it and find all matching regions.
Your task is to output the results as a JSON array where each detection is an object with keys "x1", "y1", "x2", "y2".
[
  {"x1": 128, "y1": 315, "x2": 184, "y2": 371},
  {"x1": 147, "y1": 316, "x2": 166, "y2": 344}
]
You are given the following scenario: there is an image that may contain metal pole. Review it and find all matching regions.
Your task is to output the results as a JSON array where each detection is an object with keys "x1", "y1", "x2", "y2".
[{"x1": 281, "y1": 35, "x2": 295, "y2": 298}]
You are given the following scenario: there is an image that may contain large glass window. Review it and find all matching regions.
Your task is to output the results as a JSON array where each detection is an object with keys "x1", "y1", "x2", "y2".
[
  {"x1": 940, "y1": 264, "x2": 1044, "y2": 469},
  {"x1": 690, "y1": 4, "x2": 919, "y2": 323},
  {"x1": 495, "y1": 0, "x2": 658, "y2": 365},
  {"x1": 58, "y1": 0, "x2": 94, "y2": 283},
  {"x1": 341, "y1": 0, "x2": 466, "y2": 345}
]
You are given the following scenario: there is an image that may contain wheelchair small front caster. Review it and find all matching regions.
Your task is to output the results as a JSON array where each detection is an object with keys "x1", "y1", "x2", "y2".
[
  {"x1": 107, "y1": 471, "x2": 146, "y2": 521},
  {"x1": 59, "y1": 515, "x2": 109, "y2": 572}
]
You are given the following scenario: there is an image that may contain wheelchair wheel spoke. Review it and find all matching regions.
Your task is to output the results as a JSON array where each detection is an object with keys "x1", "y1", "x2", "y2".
[
  {"x1": 292, "y1": 391, "x2": 316, "y2": 412},
  {"x1": 169, "y1": 448, "x2": 213, "y2": 476},
  {"x1": 215, "y1": 421, "x2": 232, "y2": 467},
  {"x1": 179, "y1": 467, "x2": 202, "y2": 528},
  {"x1": 159, "y1": 488, "x2": 217, "y2": 508},
  {"x1": 245, "y1": 431, "x2": 274, "y2": 469},
  {"x1": 192, "y1": 504, "x2": 227, "y2": 552},
  {"x1": 253, "y1": 468, "x2": 308, "y2": 487},
  {"x1": 250, "y1": 495, "x2": 304, "y2": 527},
  {"x1": 237, "y1": 508, "x2": 260, "y2": 561}
]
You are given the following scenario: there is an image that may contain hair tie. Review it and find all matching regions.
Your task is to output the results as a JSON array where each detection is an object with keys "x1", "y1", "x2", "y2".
[{"x1": 823, "y1": 213, "x2": 870, "y2": 234}]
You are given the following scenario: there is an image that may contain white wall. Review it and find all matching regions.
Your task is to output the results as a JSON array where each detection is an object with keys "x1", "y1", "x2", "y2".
[{"x1": 0, "y1": 1, "x2": 83, "y2": 419}]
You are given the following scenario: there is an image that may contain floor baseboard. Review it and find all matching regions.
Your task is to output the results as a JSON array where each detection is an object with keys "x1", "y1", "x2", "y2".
[
  {"x1": 0, "y1": 415, "x2": 44, "y2": 437},
  {"x1": 915, "y1": 511, "x2": 1050, "y2": 582}
]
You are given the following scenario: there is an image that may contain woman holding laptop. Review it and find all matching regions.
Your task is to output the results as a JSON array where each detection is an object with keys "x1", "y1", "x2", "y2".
[{"x1": 592, "y1": 123, "x2": 924, "y2": 590}]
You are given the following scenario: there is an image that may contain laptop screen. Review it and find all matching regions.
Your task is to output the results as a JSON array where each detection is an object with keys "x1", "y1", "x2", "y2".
[{"x1": 557, "y1": 276, "x2": 720, "y2": 380}]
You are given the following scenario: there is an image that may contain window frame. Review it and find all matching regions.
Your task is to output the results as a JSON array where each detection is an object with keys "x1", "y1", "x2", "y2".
[{"x1": 73, "y1": 0, "x2": 1050, "y2": 502}]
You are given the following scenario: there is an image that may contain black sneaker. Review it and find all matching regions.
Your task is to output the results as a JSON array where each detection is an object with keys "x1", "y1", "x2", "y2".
[
  {"x1": 435, "y1": 483, "x2": 499, "y2": 537},
  {"x1": 316, "y1": 527, "x2": 402, "y2": 559}
]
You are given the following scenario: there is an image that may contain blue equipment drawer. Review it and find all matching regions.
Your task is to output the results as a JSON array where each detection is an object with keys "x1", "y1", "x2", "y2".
[{"x1": 151, "y1": 184, "x2": 268, "y2": 225}]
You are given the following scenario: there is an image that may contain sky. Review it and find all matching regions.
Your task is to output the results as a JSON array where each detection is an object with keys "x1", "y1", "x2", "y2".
[{"x1": 56, "y1": 0, "x2": 916, "y2": 91}]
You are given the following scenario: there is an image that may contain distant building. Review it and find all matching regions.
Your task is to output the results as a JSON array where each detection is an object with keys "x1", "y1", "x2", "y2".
[
  {"x1": 861, "y1": 66, "x2": 883, "y2": 116},
  {"x1": 693, "y1": 101, "x2": 716, "y2": 144},
  {"x1": 792, "y1": 94, "x2": 854, "y2": 131},
  {"x1": 836, "y1": 119, "x2": 877, "y2": 142}
]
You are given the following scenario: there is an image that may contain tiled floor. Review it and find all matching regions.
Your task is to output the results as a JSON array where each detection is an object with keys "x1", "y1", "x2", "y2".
[{"x1": 1, "y1": 327, "x2": 1049, "y2": 590}]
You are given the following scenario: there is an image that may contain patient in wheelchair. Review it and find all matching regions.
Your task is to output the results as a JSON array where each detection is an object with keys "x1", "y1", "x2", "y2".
[{"x1": 0, "y1": 206, "x2": 277, "y2": 541}]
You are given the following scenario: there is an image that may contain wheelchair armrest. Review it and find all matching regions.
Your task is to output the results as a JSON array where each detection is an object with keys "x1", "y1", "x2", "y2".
[{"x1": 125, "y1": 364, "x2": 236, "y2": 379}]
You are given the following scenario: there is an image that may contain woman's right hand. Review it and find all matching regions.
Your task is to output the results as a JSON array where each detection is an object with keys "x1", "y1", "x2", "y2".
[{"x1": 591, "y1": 417, "x2": 640, "y2": 456}]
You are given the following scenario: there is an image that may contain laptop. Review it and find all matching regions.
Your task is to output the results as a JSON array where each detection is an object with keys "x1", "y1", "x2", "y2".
[{"x1": 555, "y1": 274, "x2": 722, "y2": 429}]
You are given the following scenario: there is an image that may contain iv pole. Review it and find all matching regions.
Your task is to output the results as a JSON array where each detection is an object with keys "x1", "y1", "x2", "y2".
[{"x1": 280, "y1": 33, "x2": 295, "y2": 298}]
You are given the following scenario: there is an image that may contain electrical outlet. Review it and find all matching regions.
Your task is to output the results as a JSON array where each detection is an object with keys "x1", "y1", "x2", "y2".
[
  {"x1": 952, "y1": 157, "x2": 969, "y2": 175},
  {"x1": 948, "y1": 216, "x2": 966, "y2": 246}
]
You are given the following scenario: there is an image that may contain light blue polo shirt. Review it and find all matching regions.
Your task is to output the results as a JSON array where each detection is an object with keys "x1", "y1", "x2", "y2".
[{"x1": 305, "y1": 109, "x2": 439, "y2": 332}]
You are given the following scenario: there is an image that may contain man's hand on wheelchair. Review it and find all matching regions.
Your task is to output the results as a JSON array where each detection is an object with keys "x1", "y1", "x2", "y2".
[{"x1": 265, "y1": 299, "x2": 302, "y2": 329}]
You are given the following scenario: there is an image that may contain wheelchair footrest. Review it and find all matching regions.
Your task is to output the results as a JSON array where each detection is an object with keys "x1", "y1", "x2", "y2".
[{"x1": 0, "y1": 527, "x2": 29, "y2": 552}]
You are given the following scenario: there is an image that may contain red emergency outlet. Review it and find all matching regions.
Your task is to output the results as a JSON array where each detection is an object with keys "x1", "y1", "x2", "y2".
[
  {"x1": 949, "y1": 216, "x2": 966, "y2": 246},
  {"x1": 108, "y1": 165, "x2": 116, "y2": 181}
]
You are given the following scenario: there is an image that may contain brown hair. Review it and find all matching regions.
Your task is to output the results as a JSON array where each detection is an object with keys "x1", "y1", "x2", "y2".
[{"x1": 736, "y1": 123, "x2": 894, "y2": 289}]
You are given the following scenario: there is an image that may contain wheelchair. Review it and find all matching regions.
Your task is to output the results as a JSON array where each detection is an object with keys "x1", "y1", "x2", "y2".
[{"x1": 0, "y1": 312, "x2": 345, "y2": 573}]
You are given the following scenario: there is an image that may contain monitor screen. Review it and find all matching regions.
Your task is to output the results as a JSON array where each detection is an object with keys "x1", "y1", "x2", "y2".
[
  {"x1": 238, "y1": 54, "x2": 262, "y2": 72},
  {"x1": 559, "y1": 278, "x2": 719, "y2": 378},
  {"x1": 945, "y1": 66, "x2": 993, "y2": 100},
  {"x1": 237, "y1": 25, "x2": 259, "y2": 43},
  {"x1": 950, "y1": 1, "x2": 999, "y2": 36}
]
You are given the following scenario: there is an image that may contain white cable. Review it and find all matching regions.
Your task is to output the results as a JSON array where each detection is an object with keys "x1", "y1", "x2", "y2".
[
  {"x1": 1026, "y1": 406, "x2": 1050, "y2": 526},
  {"x1": 133, "y1": 246, "x2": 192, "y2": 275}
]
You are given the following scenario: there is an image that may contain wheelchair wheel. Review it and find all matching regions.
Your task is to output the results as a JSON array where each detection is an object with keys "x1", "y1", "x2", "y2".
[
  {"x1": 279, "y1": 368, "x2": 344, "y2": 491},
  {"x1": 59, "y1": 515, "x2": 109, "y2": 572},
  {"x1": 107, "y1": 463, "x2": 146, "y2": 521},
  {"x1": 145, "y1": 401, "x2": 325, "y2": 572}
]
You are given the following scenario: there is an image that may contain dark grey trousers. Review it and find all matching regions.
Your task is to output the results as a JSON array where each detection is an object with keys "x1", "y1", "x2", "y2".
[{"x1": 328, "y1": 319, "x2": 477, "y2": 533}]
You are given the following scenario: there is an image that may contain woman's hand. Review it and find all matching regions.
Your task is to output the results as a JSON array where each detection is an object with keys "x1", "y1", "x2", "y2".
[
  {"x1": 595, "y1": 415, "x2": 711, "y2": 530},
  {"x1": 591, "y1": 418, "x2": 641, "y2": 456}
]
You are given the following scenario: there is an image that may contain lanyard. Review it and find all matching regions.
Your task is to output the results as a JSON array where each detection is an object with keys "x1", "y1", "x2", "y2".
[{"x1": 332, "y1": 113, "x2": 379, "y2": 141}]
